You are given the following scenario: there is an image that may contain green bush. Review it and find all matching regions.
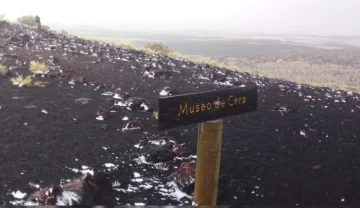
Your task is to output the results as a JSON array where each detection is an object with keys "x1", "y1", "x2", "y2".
[{"x1": 17, "y1": 15, "x2": 37, "y2": 27}]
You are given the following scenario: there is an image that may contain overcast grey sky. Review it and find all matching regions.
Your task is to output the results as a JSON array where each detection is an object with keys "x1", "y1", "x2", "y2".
[{"x1": 1, "y1": 0, "x2": 360, "y2": 35}]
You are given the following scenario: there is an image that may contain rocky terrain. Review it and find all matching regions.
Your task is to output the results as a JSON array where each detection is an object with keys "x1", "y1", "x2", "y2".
[{"x1": 0, "y1": 21, "x2": 360, "y2": 206}]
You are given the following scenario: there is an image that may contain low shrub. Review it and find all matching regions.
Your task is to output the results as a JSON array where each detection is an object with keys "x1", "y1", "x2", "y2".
[
  {"x1": 0, "y1": 64, "x2": 7, "y2": 76},
  {"x1": 10, "y1": 75, "x2": 33, "y2": 87},
  {"x1": 17, "y1": 15, "x2": 37, "y2": 27},
  {"x1": 29, "y1": 61, "x2": 48, "y2": 74},
  {"x1": 143, "y1": 42, "x2": 173, "y2": 55}
]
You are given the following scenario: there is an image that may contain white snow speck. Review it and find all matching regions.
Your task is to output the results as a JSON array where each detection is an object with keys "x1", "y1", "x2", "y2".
[
  {"x1": 102, "y1": 147, "x2": 108, "y2": 150},
  {"x1": 300, "y1": 130, "x2": 306, "y2": 137},
  {"x1": 134, "y1": 172, "x2": 141, "y2": 178},
  {"x1": 152, "y1": 162, "x2": 170, "y2": 171},
  {"x1": 159, "y1": 89, "x2": 169, "y2": 96},
  {"x1": 101, "y1": 91, "x2": 114, "y2": 96},
  {"x1": 96, "y1": 116, "x2": 104, "y2": 120},
  {"x1": 134, "y1": 202, "x2": 146, "y2": 206},
  {"x1": 105, "y1": 163, "x2": 116, "y2": 168},
  {"x1": 10, "y1": 200, "x2": 25, "y2": 205},
  {"x1": 341, "y1": 198, "x2": 345, "y2": 202},
  {"x1": 144, "y1": 71, "x2": 155, "y2": 78},
  {"x1": 68, "y1": 167, "x2": 94, "y2": 175},
  {"x1": 122, "y1": 116, "x2": 129, "y2": 121},
  {"x1": 112, "y1": 181, "x2": 121, "y2": 187},
  {"x1": 214, "y1": 80, "x2": 233, "y2": 86},
  {"x1": 81, "y1": 165, "x2": 89, "y2": 169},
  {"x1": 113, "y1": 93, "x2": 122, "y2": 99},
  {"x1": 149, "y1": 140, "x2": 166, "y2": 146},
  {"x1": 68, "y1": 80, "x2": 76, "y2": 85},
  {"x1": 56, "y1": 191, "x2": 81, "y2": 206},
  {"x1": 41, "y1": 109, "x2": 48, "y2": 114},
  {"x1": 140, "y1": 103, "x2": 149, "y2": 111},
  {"x1": 104, "y1": 163, "x2": 119, "y2": 171},
  {"x1": 115, "y1": 100, "x2": 128, "y2": 107},
  {"x1": 29, "y1": 183, "x2": 40, "y2": 189},
  {"x1": 198, "y1": 75, "x2": 209, "y2": 80},
  {"x1": 134, "y1": 155, "x2": 151, "y2": 165},
  {"x1": 158, "y1": 181, "x2": 193, "y2": 201},
  {"x1": 11, "y1": 191, "x2": 26, "y2": 199},
  {"x1": 131, "y1": 178, "x2": 144, "y2": 183},
  {"x1": 122, "y1": 122, "x2": 141, "y2": 131},
  {"x1": 23, "y1": 201, "x2": 40, "y2": 206},
  {"x1": 139, "y1": 183, "x2": 153, "y2": 189}
]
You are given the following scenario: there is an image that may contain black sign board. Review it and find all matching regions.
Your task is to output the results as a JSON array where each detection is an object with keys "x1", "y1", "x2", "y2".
[{"x1": 158, "y1": 85, "x2": 258, "y2": 130}]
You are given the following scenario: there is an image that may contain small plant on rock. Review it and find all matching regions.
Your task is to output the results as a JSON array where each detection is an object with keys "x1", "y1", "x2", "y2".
[
  {"x1": 0, "y1": 64, "x2": 8, "y2": 76},
  {"x1": 17, "y1": 15, "x2": 37, "y2": 27},
  {"x1": 29, "y1": 61, "x2": 48, "y2": 75},
  {"x1": 117, "y1": 41, "x2": 134, "y2": 49},
  {"x1": 10, "y1": 75, "x2": 33, "y2": 87},
  {"x1": 143, "y1": 42, "x2": 173, "y2": 55},
  {"x1": 153, "y1": 111, "x2": 158, "y2": 119}
]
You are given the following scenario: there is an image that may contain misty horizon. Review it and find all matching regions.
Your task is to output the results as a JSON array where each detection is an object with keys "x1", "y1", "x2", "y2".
[{"x1": 2, "y1": 0, "x2": 360, "y2": 36}]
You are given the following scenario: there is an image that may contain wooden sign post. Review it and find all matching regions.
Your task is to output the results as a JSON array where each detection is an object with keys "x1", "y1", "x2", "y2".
[{"x1": 158, "y1": 85, "x2": 258, "y2": 205}]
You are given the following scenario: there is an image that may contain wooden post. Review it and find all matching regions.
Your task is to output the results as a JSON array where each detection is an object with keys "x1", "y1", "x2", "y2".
[{"x1": 194, "y1": 119, "x2": 223, "y2": 205}]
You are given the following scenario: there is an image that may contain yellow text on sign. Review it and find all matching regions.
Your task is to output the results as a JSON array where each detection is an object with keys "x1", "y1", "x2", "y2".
[{"x1": 177, "y1": 95, "x2": 247, "y2": 116}]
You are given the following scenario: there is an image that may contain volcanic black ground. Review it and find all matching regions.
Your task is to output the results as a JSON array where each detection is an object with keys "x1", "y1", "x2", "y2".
[{"x1": 0, "y1": 21, "x2": 360, "y2": 206}]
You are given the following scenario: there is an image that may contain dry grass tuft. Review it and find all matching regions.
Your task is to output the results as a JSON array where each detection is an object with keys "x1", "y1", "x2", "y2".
[
  {"x1": 29, "y1": 61, "x2": 48, "y2": 74},
  {"x1": 115, "y1": 41, "x2": 134, "y2": 49},
  {"x1": 0, "y1": 64, "x2": 8, "y2": 76},
  {"x1": 10, "y1": 75, "x2": 33, "y2": 87},
  {"x1": 153, "y1": 111, "x2": 158, "y2": 119}
]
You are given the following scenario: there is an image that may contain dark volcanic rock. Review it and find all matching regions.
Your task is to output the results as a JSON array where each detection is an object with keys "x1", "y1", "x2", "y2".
[
  {"x1": 0, "y1": 20, "x2": 359, "y2": 207},
  {"x1": 26, "y1": 173, "x2": 111, "y2": 206},
  {"x1": 141, "y1": 135, "x2": 184, "y2": 163},
  {"x1": 168, "y1": 161, "x2": 196, "y2": 194}
]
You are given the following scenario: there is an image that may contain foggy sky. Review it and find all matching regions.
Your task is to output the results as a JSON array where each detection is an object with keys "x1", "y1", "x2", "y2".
[{"x1": 1, "y1": 0, "x2": 360, "y2": 36}]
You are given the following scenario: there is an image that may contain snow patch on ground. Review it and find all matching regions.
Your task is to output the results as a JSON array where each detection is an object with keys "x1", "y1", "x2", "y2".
[
  {"x1": 11, "y1": 191, "x2": 26, "y2": 199},
  {"x1": 56, "y1": 191, "x2": 81, "y2": 205}
]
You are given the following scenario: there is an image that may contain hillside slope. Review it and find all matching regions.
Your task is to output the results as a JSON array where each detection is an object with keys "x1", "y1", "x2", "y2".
[{"x1": 0, "y1": 21, "x2": 360, "y2": 206}]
